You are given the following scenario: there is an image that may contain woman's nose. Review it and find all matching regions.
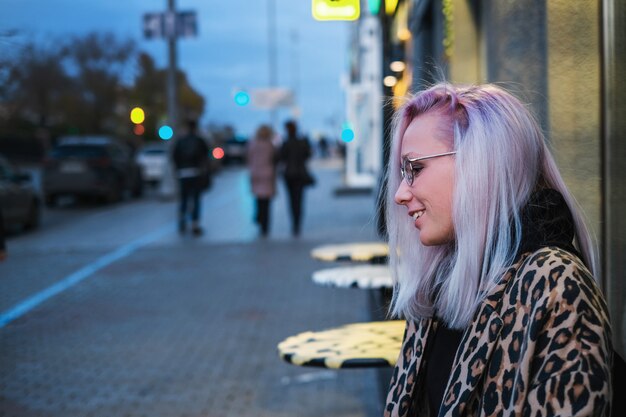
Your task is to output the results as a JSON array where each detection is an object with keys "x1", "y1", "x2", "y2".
[{"x1": 394, "y1": 180, "x2": 411, "y2": 206}]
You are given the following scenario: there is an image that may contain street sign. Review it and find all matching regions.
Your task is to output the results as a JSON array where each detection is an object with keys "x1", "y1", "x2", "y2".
[
  {"x1": 312, "y1": 0, "x2": 360, "y2": 21},
  {"x1": 251, "y1": 88, "x2": 294, "y2": 110},
  {"x1": 143, "y1": 11, "x2": 198, "y2": 39},
  {"x1": 143, "y1": 13, "x2": 164, "y2": 39},
  {"x1": 176, "y1": 11, "x2": 198, "y2": 38}
]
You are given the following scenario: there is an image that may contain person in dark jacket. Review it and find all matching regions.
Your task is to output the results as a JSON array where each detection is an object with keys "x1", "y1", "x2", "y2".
[
  {"x1": 279, "y1": 120, "x2": 312, "y2": 237},
  {"x1": 172, "y1": 119, "x2": 210, "y2": 236}
]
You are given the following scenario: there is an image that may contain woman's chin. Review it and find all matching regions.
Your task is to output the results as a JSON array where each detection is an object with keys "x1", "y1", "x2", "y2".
[{"x1": 419, "y1": 231, "x2": 453, "y2": 247}]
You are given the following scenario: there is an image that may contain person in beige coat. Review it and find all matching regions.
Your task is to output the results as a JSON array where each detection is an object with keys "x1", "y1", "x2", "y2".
[{"x1": 247, "y1": 125, "x2": 277, "y2": 237}]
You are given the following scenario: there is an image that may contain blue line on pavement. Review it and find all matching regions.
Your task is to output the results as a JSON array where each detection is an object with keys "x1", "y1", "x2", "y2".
[{"x1": 0, "y1": 224, "x2": 174, "y2": 329}]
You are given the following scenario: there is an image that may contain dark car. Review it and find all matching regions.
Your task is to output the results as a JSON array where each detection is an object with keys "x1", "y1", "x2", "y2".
[
  {"x1": 222, "y1": 136, "x2": 248, "y2": 165},
  {"x1": 0, "y1": 154, "x2": 40, "y2": 231},
  {"x1": 43, "y1": 136, "x2": 143, "y2": 206}
]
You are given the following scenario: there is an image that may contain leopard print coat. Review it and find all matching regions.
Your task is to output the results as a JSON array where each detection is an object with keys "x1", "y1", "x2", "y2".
[{"x1": 384, "y1": 247, "x2": 613, "y2": 417}]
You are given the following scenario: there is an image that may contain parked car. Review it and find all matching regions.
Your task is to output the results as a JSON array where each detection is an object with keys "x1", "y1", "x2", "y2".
[
  {"x1": 135, "y1": 143, "x2": 168, "y2": 186},
  {"x1": 222, "y1": 136, "x2": 248, "y2": 165},
  {"x1": 42, "y1": 136, "x2": 143, "y2": 206},
  {"x1": 0, "y1": 154, "x2": 40, "y2": 231}
]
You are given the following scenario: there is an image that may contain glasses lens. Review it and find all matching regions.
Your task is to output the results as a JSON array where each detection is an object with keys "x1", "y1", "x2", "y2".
[{"x1": 402, "y1": 158, "x2": 412, "y2": 185}]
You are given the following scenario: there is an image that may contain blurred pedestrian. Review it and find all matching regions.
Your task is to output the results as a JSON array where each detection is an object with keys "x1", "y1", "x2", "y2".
[
  {"x1": 247, "y1": 125, "x2": 278, "y2": 237},
  {"x1": 279, "y1": 120, "x2": 312, "y2": 237},
  {"x1": 318, "y1": 136, "x2": 329, "y2": 158},
  {"x1": 384, "y1": 83, "x2": 613, "y2": 416},
  {"x1": 172, "y1": 119, "x2": 210, "y2": 236}
]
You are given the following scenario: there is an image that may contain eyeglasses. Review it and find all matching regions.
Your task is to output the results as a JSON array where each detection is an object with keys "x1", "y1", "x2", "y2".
[{"x1": 400, "y1": 151, "x2": 457, "y2": 186}]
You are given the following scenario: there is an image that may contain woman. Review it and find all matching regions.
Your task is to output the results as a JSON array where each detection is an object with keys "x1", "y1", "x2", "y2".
[
  {"x1": 247, "y1": 124, "x2": 277, "y2": 237},
  {"x1": 385, "y1": 83, "x2": 613, "y2": 417}
]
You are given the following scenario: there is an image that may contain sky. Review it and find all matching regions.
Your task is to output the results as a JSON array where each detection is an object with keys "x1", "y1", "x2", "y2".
[{"x1": 0, "y1": 0, "x2": 350, "y2": 139}]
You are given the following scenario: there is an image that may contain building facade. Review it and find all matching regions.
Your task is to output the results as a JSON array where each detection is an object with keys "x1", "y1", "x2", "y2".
[{"x1": 357, "y1": 0, "x2": 625, "y2": 356}]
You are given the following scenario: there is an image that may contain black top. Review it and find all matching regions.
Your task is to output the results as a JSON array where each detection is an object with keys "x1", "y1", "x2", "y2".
[
  {"x1": 279, "y1": 135, "x2": 311, "y2": 181},
  {"x1": 172, "y1": 133, "x2": 209, "y2": 170},
  {"x1": 424, "y1": 320, "x2": 463, "y2": 415}
]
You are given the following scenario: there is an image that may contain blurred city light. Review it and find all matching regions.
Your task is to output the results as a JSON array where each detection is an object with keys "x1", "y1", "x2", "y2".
[
  {"x1": 383, "y1": 75, "x2": 398, "y2": 87},
  {"x1": 390, "y1": 60, "x2": 406, "y2": 72},
  {"x1": 385, "y1": 0, "x2": 399, "y2": 15},
  {"x1": 234, "y1": 91, "x2": 250, "y2": 106},
  {"x1": 158, "y1": 125, "x2": 174, "y2": 140},
  {"x1": 367, "y1": 0, "x2": 381, "y2": 14},
  {"x1": 130, "y1": 107, "x2": 145, "y2": 124},
  {"x1": 312, "y1": 0, "x2": 360, "y2": 21},
  {"x1": 341, "y1": 124, "x2": 355, "y2": 142},
  {"x1": 133, "y1": 124, "x2": 145, "y2": 135},
  {"x1": 212, "y1": 147, "x2": 225, "y2": 160}
]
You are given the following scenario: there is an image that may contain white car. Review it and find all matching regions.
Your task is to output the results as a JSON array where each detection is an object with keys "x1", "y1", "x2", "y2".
[{"x1": 135, "y1": 144, "x2": 168, "y2": 185}]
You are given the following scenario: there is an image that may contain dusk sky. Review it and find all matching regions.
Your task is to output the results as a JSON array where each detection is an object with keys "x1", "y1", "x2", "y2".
[{"x1": 0, "y1": 0, "x2": 350, "y2": 139}]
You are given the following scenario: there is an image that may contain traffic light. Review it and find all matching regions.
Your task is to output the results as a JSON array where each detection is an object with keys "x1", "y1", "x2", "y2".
[
  {"x1": 158, "y1": 125, "x2": 174, "y2": 140},
  {"x1": 130, "y1": 107, "x2": 145, "y2": 124},
  {"x1": 133, "y1": 124, "x2": 145, "y2": 136},
  {"x1": 341, "y1": 123, "x2": 355, "y2": 142},
  {"x1": 212, "y1": 147, "x2": 225, "y2": 160},
  {"x1": 367, "y1": 0, "x2": 381, "y2": 14},
  {"x1": 234, "y1": 90, "x2": 250, "y2": 106},
  {"x1": 312, "y1": 0, "x2": 360, "y2": 21}
]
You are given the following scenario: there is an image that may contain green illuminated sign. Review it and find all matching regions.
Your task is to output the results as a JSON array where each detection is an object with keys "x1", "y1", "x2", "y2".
[{"x1": 367, "y1": 0, "x2": 381, "y2": 15}]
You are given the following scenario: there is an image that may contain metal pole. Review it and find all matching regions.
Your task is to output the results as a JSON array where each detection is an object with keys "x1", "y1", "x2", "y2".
[
  {"x1": 167, "y1": 0, "x2": 178, "y2": 132},
  {"x1": 268, "y1": 0, "x2": 277, "y2": 129},
  {"x1": 291, "y1": 28, "x2": 299, "y2": 118},
  {"x1": 159, "y1": 0, "x2": 178, "y2": 200}
]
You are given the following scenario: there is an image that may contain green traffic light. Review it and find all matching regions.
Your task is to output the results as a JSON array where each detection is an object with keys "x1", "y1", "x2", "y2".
[
  {"x1": 234, "y1": 91, "x2": 250, "y2": 106},
  {"x1": 341, "y1": 128, "x2": 355, "y2": 142},
  {"x1": 159, "y1": 125, "x2": 174, "y2": 140},
  {"x1": 367, "y1": 0, "x2": 381, "y2": 14}
]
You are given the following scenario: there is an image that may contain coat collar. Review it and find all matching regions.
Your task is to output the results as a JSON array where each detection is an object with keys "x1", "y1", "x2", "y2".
[
  {"x1": 437, "y1": 253, "x2": 530, "y2": 416},
  {"x1": 516, "y1": 188, "x2": 577, "y2": 258},
  {"x1": 387, "y1": 318, "x2": 437, "y2": 417}
]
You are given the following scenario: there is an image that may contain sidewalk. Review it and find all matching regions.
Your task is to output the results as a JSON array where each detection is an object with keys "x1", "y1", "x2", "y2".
[{"x1": 0, "y1": 158, "x2": 388, "y2": 417}]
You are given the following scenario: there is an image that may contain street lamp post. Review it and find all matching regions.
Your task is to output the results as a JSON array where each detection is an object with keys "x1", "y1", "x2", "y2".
[
  {"x1": 167, "y1": 0, "x2": 178, "y2": 133},
  {"x1": 268, "y1": 0, "x2": 278, "y2": 129},
  {"x1": 158, "y1": 0, "x2": 179, "y2": 200}
]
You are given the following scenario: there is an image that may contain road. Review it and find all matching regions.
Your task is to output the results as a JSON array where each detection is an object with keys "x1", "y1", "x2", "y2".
[{"x1": 0, "y1": 160, "x2": 386, "y2": 417}]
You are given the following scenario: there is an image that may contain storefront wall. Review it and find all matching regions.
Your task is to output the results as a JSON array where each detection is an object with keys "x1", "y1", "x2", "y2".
[
  {"x1": 426, "y1": 0, "x2": 623, "y2": 355},
  {"x1": 602, "y1": 0, "x2": 626, "y2": 356},
  {"x1": 546, "y1": 0, "x2": 602, "y2": 281}
]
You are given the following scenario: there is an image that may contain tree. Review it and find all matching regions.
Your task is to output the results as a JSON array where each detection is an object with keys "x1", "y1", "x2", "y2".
[
  {"x1": 1, "y1": 32, "x2": 205, "y2": 146},
  {"x1": 61, "y1": 32, "x2": 136, "y2": 135},
  {"x1": 0, "y1": 40, "x2": 70, "y2": 132},
  {"x1": 127, "y1": 52, "x2": 205, "y2": 141}
]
